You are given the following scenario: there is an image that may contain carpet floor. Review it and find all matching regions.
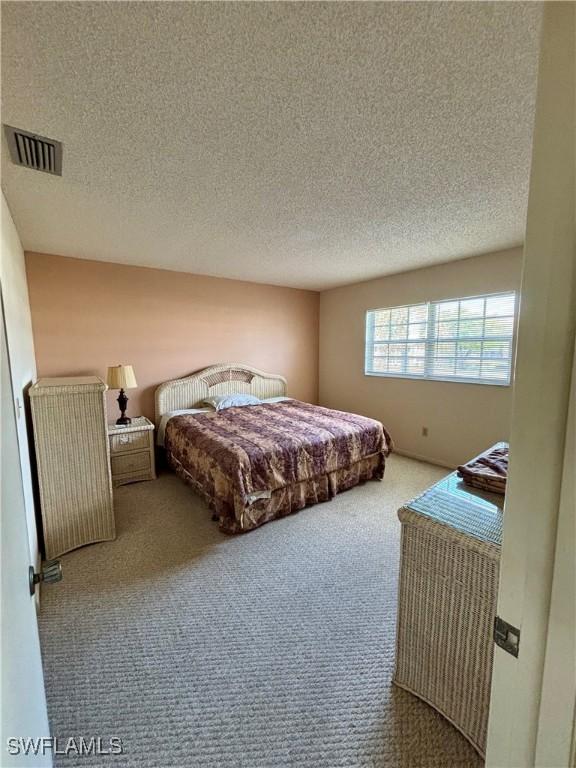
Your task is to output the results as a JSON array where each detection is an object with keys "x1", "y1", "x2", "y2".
[{"x1": 39, "y1": 455, "x2": 483, "y2": 768}]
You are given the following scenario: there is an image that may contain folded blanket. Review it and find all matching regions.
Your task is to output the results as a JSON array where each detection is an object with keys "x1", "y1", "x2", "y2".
[{"x1": 457, "y1": 442, "x2": 509, "y2": 495}]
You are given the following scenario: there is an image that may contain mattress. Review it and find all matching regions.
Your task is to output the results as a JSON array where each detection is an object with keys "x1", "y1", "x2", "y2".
[{"x1": 163, "y1": 399, "x2": 392, "y2": 533}]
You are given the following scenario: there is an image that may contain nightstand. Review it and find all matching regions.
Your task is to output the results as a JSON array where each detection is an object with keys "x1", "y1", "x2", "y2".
[{"x1": 107, "y1": 416, "x2": 156, "y2": 487}]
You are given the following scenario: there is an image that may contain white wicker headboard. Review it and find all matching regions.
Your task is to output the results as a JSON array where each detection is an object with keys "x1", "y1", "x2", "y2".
[{"x1": 154, "y1": 363, "x2": 287, "y2": 425}]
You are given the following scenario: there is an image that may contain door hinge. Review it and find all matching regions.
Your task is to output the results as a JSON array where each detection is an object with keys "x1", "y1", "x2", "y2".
[{"x1": 494, "y1": 615, "x2": 520, "y2": 657}]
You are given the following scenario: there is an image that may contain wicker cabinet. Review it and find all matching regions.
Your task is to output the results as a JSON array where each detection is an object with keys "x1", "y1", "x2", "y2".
[
  {"x1": 108, "y1": 417, "x2": 156, "y2": 486},
  {"x1": 393, "y1": 472, "x2": 503, "y2": 757},
  {"x1": 30, "y1": 377, "x2": 115, "y2": 559}
]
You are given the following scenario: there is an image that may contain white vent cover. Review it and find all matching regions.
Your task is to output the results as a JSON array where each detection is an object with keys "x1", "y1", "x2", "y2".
[{"x1": 4, "y1": 125, "x2": 62, "y2": 176}]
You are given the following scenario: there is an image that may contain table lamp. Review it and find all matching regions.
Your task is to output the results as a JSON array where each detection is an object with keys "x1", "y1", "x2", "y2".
[{"x1": 106, "y1": 365, "x2": 137, "y2": 425}]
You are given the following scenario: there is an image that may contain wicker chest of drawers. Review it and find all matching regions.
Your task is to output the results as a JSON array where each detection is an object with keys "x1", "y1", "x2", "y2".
[
  {"x1": 30, "y1": 376, "x2": 115, "y2": 558},
  {"x1": 108, "y1": 417, "x2": 156, "y2": 486},
  {"x1": 393, "y1": 472, "x2": 503, "y2": 757}
]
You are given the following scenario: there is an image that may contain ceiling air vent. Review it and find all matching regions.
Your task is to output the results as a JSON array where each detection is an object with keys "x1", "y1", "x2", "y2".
[{"x1": 4, "y1": 125, "x2": 62, "y2": 176}]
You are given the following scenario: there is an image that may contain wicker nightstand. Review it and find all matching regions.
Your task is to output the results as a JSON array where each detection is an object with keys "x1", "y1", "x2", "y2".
[{"x1": 108, "y1": 417, "x2": 156, "y2": 487}]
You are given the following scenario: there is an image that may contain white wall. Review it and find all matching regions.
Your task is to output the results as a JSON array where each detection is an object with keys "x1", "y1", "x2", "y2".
[
  {"x1": 535, "y1": 340, "x2": 576, "y2": 767},
  {"x1": 1, "y1": 191, "x2": 39, "y2": 566},
  {"x1": 319, "y1": 247, "x2": 522, "y2": 468}
]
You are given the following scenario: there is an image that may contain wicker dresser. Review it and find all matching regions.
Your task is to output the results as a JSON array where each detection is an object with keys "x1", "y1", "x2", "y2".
[
  {"x1": 30, "y1": 377, "x2": 115, "y2": 559},
  {"x1": 108, "y1": 417, "x2": 156, "y2": 486},
  {"x1": 393, "y1": 472, "x2": 503, "y2": 757}
]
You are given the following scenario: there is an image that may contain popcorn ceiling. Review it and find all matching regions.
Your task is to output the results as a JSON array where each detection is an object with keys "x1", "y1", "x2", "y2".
[{"x1": 1, "y1": 2, "x2": 542, "y2": 290}]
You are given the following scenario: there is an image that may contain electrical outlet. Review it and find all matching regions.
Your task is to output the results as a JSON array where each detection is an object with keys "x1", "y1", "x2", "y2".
[{"x1": 422, "y1": 426, "x2": 428, "y2": 437}]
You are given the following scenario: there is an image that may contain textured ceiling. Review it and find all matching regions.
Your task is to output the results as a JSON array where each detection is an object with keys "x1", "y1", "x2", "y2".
[{"x1": 1, "y1": 2, "x2": 541, "y2": 291}]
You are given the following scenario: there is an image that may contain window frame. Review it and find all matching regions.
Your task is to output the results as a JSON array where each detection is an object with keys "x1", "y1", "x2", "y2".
[{"x1": 364, "y1": 290, "x2": 517, "y2": 387}]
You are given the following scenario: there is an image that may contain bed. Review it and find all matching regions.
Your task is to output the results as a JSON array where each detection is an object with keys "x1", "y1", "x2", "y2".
[{"x1": 155, "y1": 363, "x2": 392, "y2": 533}]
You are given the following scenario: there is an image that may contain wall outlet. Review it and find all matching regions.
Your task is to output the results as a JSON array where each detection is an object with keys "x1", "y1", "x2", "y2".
[{"x1": 422, "y1": 426, "x2": 428, "y2": 437}]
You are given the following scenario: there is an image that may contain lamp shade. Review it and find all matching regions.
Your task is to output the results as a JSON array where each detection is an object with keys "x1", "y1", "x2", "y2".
[{"x1": 106, "y1": 365, "x2": 137, "y2": 390}]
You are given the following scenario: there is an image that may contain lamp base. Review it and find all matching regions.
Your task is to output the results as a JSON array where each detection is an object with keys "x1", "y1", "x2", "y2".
[{"x1": 116, "y1": 388, "x2": 131, "y2": 425}]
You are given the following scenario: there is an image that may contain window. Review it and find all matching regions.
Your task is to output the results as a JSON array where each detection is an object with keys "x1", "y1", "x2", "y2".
[{"x1": 365, "y1": 291, "x2": 516, "y2": 385}]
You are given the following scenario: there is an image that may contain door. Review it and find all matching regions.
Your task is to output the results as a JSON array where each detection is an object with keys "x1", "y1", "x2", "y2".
[
  {"x1": 0, "y1": 292, "x2": 52, "y2": 767},
  {"x1": 485, "y1": 3, "x2": 575, "y2": 766}
]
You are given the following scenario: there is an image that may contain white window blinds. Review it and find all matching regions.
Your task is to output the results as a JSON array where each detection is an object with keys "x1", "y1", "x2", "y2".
[{"x1": 365, "y1": 292, "x2": 516, "y2": 385}]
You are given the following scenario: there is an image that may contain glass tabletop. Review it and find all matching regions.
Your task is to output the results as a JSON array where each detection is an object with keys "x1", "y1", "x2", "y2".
[{"x1": 406, "y1": 471, "x2": 504, "y2": 547}]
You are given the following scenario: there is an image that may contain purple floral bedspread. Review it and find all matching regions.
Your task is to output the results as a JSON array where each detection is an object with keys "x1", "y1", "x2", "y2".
[{"x1": 165, "y1": 400, "x2": 392, "y2": 532}]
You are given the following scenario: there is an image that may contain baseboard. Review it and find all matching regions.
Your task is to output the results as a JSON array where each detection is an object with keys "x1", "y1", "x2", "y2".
[{"x1": 392, "y1": 448, "x2": 455, "y2": 470}]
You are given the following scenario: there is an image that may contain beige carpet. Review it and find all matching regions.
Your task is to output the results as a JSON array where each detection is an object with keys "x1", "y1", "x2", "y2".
[{"x1": 39, "y1": 455, "x2": 483, "y2": 768}]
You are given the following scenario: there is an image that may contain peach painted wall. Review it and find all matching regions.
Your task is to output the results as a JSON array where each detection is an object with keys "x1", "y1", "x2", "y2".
[{"x1": 25, "y1": 253, "x2": 319, "y2": 422}]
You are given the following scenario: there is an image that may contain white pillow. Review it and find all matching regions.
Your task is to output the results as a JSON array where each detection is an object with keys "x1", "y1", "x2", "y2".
[{"x1": 203, "y1": 394, "x2": 262, "y2": 411}]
